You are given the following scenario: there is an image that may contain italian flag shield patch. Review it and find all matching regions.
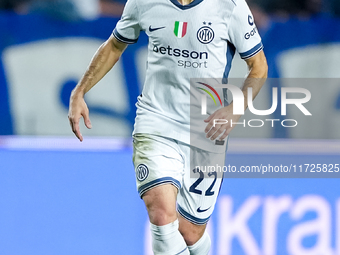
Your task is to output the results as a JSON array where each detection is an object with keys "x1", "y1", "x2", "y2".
[{"x1": 174, "y1": 21, "x2": 188, "y2": 38}]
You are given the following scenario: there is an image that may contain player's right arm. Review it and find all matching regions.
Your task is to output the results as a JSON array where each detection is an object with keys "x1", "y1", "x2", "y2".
[{"x1": 68, "y1": 35, "x2": 127, "y2": 141}]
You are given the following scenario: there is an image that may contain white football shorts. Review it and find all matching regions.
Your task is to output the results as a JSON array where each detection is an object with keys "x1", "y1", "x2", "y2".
[{"x1": 132, "y1": 133, "x2": 226, "y2": 225}]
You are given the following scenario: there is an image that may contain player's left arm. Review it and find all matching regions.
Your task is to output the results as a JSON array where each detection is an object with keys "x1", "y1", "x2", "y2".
[
  {"x1": 204, "y1": 50, "x2": 268, "y2": 140},
  {"x1": 239, "y1": 49, "x2": 268, "y2": 112}
]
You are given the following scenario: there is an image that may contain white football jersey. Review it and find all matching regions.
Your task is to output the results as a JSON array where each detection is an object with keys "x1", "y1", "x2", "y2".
[{"x1": 113, "y1": 0, "x2": 263, "y2": 152}]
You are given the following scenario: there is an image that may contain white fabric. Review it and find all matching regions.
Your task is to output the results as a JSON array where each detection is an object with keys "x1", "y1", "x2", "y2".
[
  {"x1": 132, "y1": 134, "x2": 225, "y2": 224},
  {"x1": 114, "y1": 0, "x2": 263, "y2": 152},
  {"x1": 150, "y1": 219, "x2": 190, "y2": 255},
  {"x1": 188, "y1": 231, "x2": 211, "y2": 255}
]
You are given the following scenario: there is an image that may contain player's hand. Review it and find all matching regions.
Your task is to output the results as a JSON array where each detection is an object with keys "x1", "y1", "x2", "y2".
[
  {"x1": 68, "y1": 94, "x2": 92, "y2": 142},
  {"x1": 204, "y1": 104, "x2": 241, "y2": 141}
]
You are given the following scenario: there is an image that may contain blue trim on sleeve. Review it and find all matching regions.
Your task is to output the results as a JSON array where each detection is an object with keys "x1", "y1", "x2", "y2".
[
  {"x1": 112, "y1": 28, "x2": 138, "y2": 44},
  {"x1": 239, "y1": 42, "x2": 263, "y2": 59},
  {"x1": 138, "y1": 177, "x2": 181, "y2": 197},
  {"x1": 177, "y1": 205, "x2": 210, "y2": 225}
]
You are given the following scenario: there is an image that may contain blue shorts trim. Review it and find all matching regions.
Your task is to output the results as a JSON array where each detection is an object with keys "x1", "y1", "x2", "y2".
[
  {"x1": 175, "y1": 247, "x2": 189, "y2": 255},
  {"x1": 112, "y1": 28, "x2": 138, "y2": 44},
  {"x1": 138, "y1": 177, "x2": 181, "y2": 197},
  {"x1": 177, "y1": 205, "x2": 210, "y2": 225},
  {"x1": 240, "y1": 42, "x2": 263, "y2": 59}
]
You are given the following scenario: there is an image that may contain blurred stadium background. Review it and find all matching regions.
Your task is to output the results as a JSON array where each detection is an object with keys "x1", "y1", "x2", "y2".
[{"x1": 0, "y1": 0, "x2": 340, "y2": 254}]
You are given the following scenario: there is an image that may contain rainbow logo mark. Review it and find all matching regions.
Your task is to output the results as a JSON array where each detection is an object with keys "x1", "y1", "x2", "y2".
[{"x1": 196, "y1": 82, "x2": 223, "y2": 106}]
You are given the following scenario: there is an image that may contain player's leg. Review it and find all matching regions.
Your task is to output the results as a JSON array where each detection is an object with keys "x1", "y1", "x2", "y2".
[
  {"x1": 143, "y1": 184, "x2": 189, "y2": 254},
  {"x1": 176, "y1": 142, "x2": 226, "y2": 255},
  {"x1": 133, "y1": 134, "x2": 189, "y2": 255},
  {"x1": 178, "y1": 214, "x2": 211, "y2": 255},
  {"x1": 143, "y1": 184, "x2": 178, "y2": 225}
]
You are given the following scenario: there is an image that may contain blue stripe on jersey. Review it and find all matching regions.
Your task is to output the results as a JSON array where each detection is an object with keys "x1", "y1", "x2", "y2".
[
  {"x1": 177, "y1": 205, "x2": 210, "y2": 225},
  {"x1": 112, "y1": 28, "x2": 138, "y2": 44},
  {"x1": 169, "y1": 0, "x2": 204, "y2": 10},
  {"x1": 223, "y1": 41, "x2": 236, "y2": 80},
  {"x1": 239, "y1": 42, "x2": 263, "y2": 59},
  {"x1": 138, "y1": 177, "x2": 181, "y2": 197}
]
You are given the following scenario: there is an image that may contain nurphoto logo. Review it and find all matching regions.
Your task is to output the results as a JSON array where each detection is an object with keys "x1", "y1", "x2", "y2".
[{"x1": 198, "y1": 83, "x2": 312, "y2": 128}]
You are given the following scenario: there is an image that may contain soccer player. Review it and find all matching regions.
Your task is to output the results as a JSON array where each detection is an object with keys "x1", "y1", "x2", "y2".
[{"x1": 68, "y1": 0, "x2": 268, "y2": 254}]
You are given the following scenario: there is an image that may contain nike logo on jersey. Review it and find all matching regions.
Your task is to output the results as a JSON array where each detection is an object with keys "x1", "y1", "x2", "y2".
[
  {"x1": 197, "y1": 206, "x2": 211, "y2": 213},
  {"x1": 149, "y1": 25, "x2": 165, "y2": 32}
]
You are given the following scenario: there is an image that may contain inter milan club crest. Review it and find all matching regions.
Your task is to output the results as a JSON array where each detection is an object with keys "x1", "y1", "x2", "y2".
[
  {"x1": 197, "y1": 22, "x2": 214, "y2": 44},
  {"x1": 136, "y1": 164, "x2": 149, "y2": 182},
  {"x1": 174, "y1": 21, "x2": 188, "y2": 38}
]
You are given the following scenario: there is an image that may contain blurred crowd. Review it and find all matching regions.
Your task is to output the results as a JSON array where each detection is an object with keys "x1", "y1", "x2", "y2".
[
  {"x1": 0, "y1": 0, "x2": 127, "y2": 20},
  {"x1": 250, "y1": 0, "x2": 339, "y2": 17},
  {"x1": 0, "y1": 0, "x2": 339, "y2": 21},
  {"x1": 248, "y1": 0, "x2": 339, "y2": 34},
  {"x1": 0, "y1": 0, "x2": 337, "y2": 36}
]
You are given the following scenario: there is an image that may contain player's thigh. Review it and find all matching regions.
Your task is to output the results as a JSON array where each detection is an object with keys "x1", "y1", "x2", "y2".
[
  {"x1": 143, "y1": 184, "x2": 178, "y2": 225},
  {"x1": 132, "y1": 134, "x2": 185, "y2": 196},
  {"x1": 177, "y1": 144, "x2": 225, "y2": 226},
  {"x1": 132, "y1": 134, "x2": 185, "y2": 224}
]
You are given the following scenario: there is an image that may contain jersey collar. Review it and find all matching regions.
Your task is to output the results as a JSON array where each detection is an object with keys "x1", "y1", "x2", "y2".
[{"x1": 169, "y1": 0, "x2": 204, "y2": 10}]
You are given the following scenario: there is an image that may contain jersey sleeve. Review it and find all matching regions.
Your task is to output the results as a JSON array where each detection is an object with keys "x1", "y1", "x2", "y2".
[
  {"x1": 112, "y1": 0, "x2": 141, "y2": 44},
  {"x1": 228, "y1": 0, "x2": 263, "y2": 59}
]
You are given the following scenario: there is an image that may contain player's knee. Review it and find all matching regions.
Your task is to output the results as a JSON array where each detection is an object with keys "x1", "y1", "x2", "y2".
[
  {"x1": 181, "y1": 229, "x2": 203, "y2": 246},
  {"x1": 148, "y1": 206, "x2": 177, "y2": 226},
  {"x1": 178, "y1": 216, "x2": 206, "y2": 246},
  {"x1": 179, "y1": 225, "x2": 205, "y2": 246},
  {"x1": 142, "y1": 185, "x2": 178, "y2": 225}
]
